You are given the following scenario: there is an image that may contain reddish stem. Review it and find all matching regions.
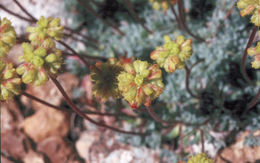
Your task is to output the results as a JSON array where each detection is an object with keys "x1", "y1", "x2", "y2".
[
  {"x1": 12, "y1": 0, "x2": 37, "y2": 22},
  {"x1": 241, "y1": 26, "x2": 257, "y2": 83},
  {"x1": 200, "y1": 129, "x2": 205, "y2": 153},
  {"x1": 124, "y1": 0, "x2": 153, "y2": 34},
  {"x1": 50, "y1": 75, "x2": 145, "y2": 136},
  {"x1": 246, "y1": 89, "x2": 260, "y2": 112},
  {"x1": 58, "y1": 40, "x2": 91, "y2": 68}
]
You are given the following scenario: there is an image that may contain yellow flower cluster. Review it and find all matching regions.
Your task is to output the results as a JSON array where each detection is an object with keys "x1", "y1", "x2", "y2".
[
  {"x1": 117, "y1": 60, "x2": 164, "y2": 108},
  {"x1": 150, "y1": 35, "x2": 192, "y2": 73},
  {"x1": 237, "y1": 0, "x2": 260, "y2": 26},
  {"x1": 149, "y1": 0, "x2": 178, "y2": 12},
  {"x1": 0, "y1": 18, "x2": 16, "y2": 58},
  {"x1": 0, "y1": 60, "x2": 21, "y2": 101},
  {"x1": 187, "y1": 153, "x2": 214, "y2": 163}
]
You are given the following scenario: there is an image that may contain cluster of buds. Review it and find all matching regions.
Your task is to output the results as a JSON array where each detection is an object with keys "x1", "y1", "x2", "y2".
[
  {"x1": 187, "y1": 153, "x2": 214, "y2": 163},
  {"x1": 0, "y1": 18, "x2": 16, "y2": 58},
  {"x1": 117, "y1": 60, "x2": 164, "y2": 109},
  {"x1": 149, "y1": 0, "x2": 178, "y2": 12},
  {"x1": 27, "y1": 16, "x2": 64, "y2": 42},
  {"x1": 150, "y1": 35, "x2": 192, "y2": 73},
  {"x1": 90, "y1": 58, "x2": 123, "y2": 100},
  {"x1": 0, "y1": 60, "x2": 21, "y2": 101},
  {"x1": 237, "y1": 0, "x2": 260, "y2": 26},
  {"x1": 247, "y1": 42, "x2": 260, "y2": 69},
  {"x1": 17, "y1": 17, "x2": 63, "y2": 86}
]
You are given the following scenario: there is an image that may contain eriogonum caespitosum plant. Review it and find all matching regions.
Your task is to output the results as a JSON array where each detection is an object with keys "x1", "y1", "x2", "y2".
[
  {"x1": 237, "y1": 0, "x2": 260, "y2": 26},
  {"x1": 0, "y1": 60, "x2": 21, "y2": 101},
  {"x1": 150, "y1": 35, "x2": 193, "y2": 73},
  {"x1": 90, "y1": 58, "x2": 123, "y2": 100},
  {"x1": 117, "y1": 60, "x2": 164, "y2": 109},
  {"x1": 247, "y1": 42, "x2": 260, "y2": 69},
  {"x1": 187, "y1": 153, "x2": 214, "y2": 163},
  {"x1": 27, "y1": 16, "x2": 64, "y2": 42},
  {"x1": 0, "y1": 17, "x2": 16, "y2": 58}
]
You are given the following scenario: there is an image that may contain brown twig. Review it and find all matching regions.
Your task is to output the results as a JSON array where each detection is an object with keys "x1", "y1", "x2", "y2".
[
  {"x1": 185, "y1": 66, "x2": 199, "y2": 98},
  {"x1": 169, "y1": 2, "x2": 183, "y2": 30},
  {"x1": 241, "y1": 26, "x2": 257, "y2": 83},
  {"x1": 58, "y1": 40, "x2": 91, "y2": 68},
  {"x1": 176, "y1": 0, "x2": 205, "y2": 42},
  {"x1": 245, "y1": 89, "x2": 260, "y2": 112},
  {"x1": 0, "y1": 4, "x2": 34, "y2": 23},
  {"x1": 22, "y1": 92, "x2": 135, "y2": 118},
  {"x1": 200, "y1": 129, "x2": 205, "y2": 153},
  {"x1": 124, "y1": 0, "x2": 153, "y2": 34},
  {"x1": 12, "y1": 0, "x2": 37, "y2": 22},
  {"x1": 50, "y1": 75, "x2": 145, "y2": 136}
]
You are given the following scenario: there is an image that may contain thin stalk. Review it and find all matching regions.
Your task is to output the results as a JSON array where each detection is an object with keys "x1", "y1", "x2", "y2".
[
  {"x1": 0, "y1": 4, "x2": 34, "y2": 23},
  {"x1": 146, "y1": 106, "x2": 197, "y2": 126},
  {"x1": 22, "y1": 92, "x2": 135, "y2": 118},
  {"x1": 185, "y1": 66, "x2": 199, "y2": 98},
  {"x1": 58, "y1": 40, "x2": 91, "y2": 68},
  {"x1": 169, "y1": 2, "x2": 183, "y2": 30},
  {"x1": 241, "y1": 26, "x2": 257, "y2": 83},
  {"x1": 124, "y1": 0, "x2": 153, "y2": 34},
  {"x1": 12, "y1": 0, "x2": 37, "y2": 22},
  {"x1": 176, "y1": 0, "x2": 205, "y2": 42},
  {"x1": 245, "y1": 89, "x2": 260, "y2": 112},
  {"x1": 63, "y1": 33, "x2": 99, "y2": 50},
  {"x1": 50, "y1": 75, "x2": 145, "y2": 136},
  {"x1": 200, "y1": 129, "x2": 205, "y2": 153}
]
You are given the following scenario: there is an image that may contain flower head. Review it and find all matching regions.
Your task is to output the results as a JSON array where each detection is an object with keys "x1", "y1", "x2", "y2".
[
  {"x1": 247, "y1": 42, "x2": 260, "y2": 69},
  {"x1": 17, "y1": 42, "x2": 63, "y2": 86},
  {"x1": 237, "y1": 0, "x2": 260, "y2": 26},
  {"x1": 150, "y1": 35, "x2": 192, "y2": 73},
  {"x1": 90, "y1": 58, "x2": 123, "y2": 100},
  {"x1": 187, "y1": 153, "x2": 214, "y2": 163},
  {"x1": 0, "y1": 60, "x2": 21, "y2": 101},
  {"x1": 117, "y1": 60, "x2": 164, "y2": 109},
  {"x1": 149, "y1": 0, "x2": 178, "y2": 12},
  {"x1": 0, "y1": 18, "x2": 16, "y2": 58},
  {"x1": 27, "y1": 16, "x2": 64, "y2": 42}
]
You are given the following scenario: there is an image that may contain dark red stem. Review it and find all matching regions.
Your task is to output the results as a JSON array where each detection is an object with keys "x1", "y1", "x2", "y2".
[
  {"x1": 241, "y1": 26, "x2": 257, "y2": 83},
  {"x1": 50, "y1": 75, "x2": 145, "y2": 136}
]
